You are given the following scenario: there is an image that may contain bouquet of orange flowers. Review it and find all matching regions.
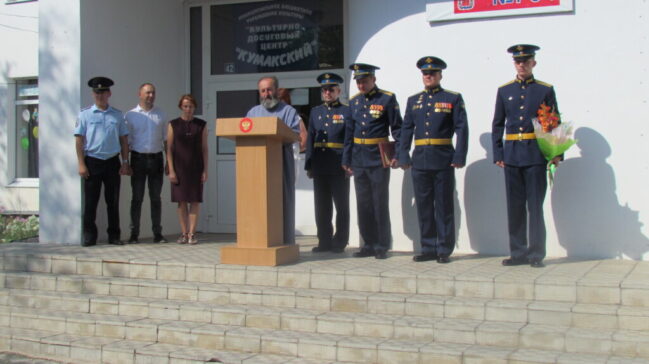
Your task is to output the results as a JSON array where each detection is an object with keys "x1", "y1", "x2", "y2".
[{"x1": 532, "y1": 103, "x2": 577, "y2": 185}]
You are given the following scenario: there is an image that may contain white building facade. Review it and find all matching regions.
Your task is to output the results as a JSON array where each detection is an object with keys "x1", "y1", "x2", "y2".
[{"x1": 1, "y1": 0, "x2": 648, "y2": 260}]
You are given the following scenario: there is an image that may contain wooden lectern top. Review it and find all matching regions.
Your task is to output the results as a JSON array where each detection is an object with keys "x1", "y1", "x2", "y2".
[{"x1": 216, "y1": 116, "x2": 299, "y2": 143}]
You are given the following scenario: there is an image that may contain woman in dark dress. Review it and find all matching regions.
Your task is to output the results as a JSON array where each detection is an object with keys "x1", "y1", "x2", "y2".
[{"x1": 166, "y1": 94, "x2": 208, "y2": 245}]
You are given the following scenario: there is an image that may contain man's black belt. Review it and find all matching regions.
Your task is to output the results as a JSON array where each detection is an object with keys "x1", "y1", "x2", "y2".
[{"x1": 131, "y1": 151, "x2": 163, "y2": 157}]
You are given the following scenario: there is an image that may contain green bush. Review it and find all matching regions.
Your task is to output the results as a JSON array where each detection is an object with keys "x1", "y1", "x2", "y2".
[{"x1": 0, "y1": 211, "x2": 39, "y2": 243}]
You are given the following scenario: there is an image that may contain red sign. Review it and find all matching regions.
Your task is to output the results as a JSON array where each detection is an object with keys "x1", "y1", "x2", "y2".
[
  {"x1": 239, "y1": 117, "x2": 253, "y2": 133},
  {"x1": 455, "y1": 0, "x2": 560, "y2": 14}
]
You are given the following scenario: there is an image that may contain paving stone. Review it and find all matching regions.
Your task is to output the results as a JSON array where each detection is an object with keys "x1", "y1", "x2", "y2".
[
  {"x1": 191, "y1": 323, "x2": 228, "y2": 350},
  {"x1": 419, "y1": 342, "x2": 469, "y2": 364},
  {"x1": 509, "y1": 348, "x2": 559, "y2": 363},
  {"x1": 464, "y1": 344, "x2": 512, "y2": 364},
  {"x1": 167, "y1": 282, "x2": 198, "y2": 301},
  {"x1": 102, "y1": 339, "x2": 153, "y2": 364},
  {"x1": 157, "y1": 321, "x2": 203, "y2": 346},
  {"x1": 211, "y1": 305, "x2": 246, "y2": 326},
  {"x1": 129, "y1": 263, "x2": 157, "y2": 280},
  {"x1": 245, "y1": 307, "x2": 281, "y2": 329},
  {"x1": 77, "y1": 257, "x2": 103, "y2": 276},
  {"x1": 246, "y1": 266, "x2": 278, "y2": 287},
  {"x1": 280, "y1": 309, "x2": 317, "y2": 333},
  {"x1": 336, "y1": 335, "x2": 384, "y2": 363},
  {"x1": 344, "y1": 272, "x2": 381, "y2": 292},
  {"x1": 405, "y1": 294, "x2": 446, "y2": 317},
  {"x1": 277, "y1": 270, "x2": 311, "y2": 289},
  {"x1": 26, "y1": 255, "x2": 52, "y2": 273},
  {"x1": 179, "y1": 302, "x2": 212, "y2": 323},
  {"x1": 445, "y1": 297, "x2": 486, "y2": 320},
  {"x1": 224, "y1": 327, "x2": 265, "y2": 353},
  {"x1": 377, "y1": 339, "x2": 427, "y2": 364},
  {"x1": 519, "y1": 325, "x2": 566, "y2": 351},
  {"x1": 261, "y1": 287, "x2": 297, "y2": 308},
  {"x1": 51, "y1": 256, "x2": 77, "y2": 275},
  {"x1": 261, "y1": 330, "x2": 300, "y2": 356},
  {"x1": 330, "y1": 291, "x2": 368, "y2": 313},
  {"x1": 434, "y1": 318, "x2": 480, "y2": 345},
  {"x1": 476, "y1": 321, "x2": 524, "y2": 347},
  {"x1": 102, "y1": 261, "x2": 131, "y2": 278},
  {"x1": 197, "y1": 285, "x2": 231, "y2": 305},
  {"x1": 367, "y1": 293, "x2": 406, "y2": 315}
]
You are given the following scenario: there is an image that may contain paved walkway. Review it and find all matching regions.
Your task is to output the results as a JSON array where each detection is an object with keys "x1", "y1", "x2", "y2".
[{"x1": 1, "y1": 234, "x2": 648, "y2": 291}]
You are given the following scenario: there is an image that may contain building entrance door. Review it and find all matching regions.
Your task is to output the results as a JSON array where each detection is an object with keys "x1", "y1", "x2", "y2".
[{"x1": 202, "y1": 79, "x2": 335, "y2": 234}]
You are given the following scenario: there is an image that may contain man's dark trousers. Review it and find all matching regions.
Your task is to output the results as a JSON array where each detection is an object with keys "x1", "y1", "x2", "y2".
[
  {"x1": 83, "y1": 155, "x2": 121, "y2": 243},
  {"x1": 354, "y1": 166, "x2": 391, "y2": 253},
  {"x1": 504, "y1": 164, "x2": 547, "y2": 261},
  {"x1": 313, "y1": 174, "x2": 350, "y2": 250},
  {"x1": 129, "y1": 151, "x2": 164, "y2": 238}
]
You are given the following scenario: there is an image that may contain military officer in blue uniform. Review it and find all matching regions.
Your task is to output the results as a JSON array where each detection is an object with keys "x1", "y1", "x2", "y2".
[
  {"x1": 74, "y1": 77, "x2": 131, "y2": 246},
  {"x1": 305, "y1": 73, "x2": 351, "y2": 253},
  {"x1": 399, "y1": 57, "x2": 469, "y2": 263},
  {"x1": 492, "y1": 44, "x2": 561, "y2": 268},
  {"x1": 342, "y1": 63, "x2": 402, "y2": 259}
]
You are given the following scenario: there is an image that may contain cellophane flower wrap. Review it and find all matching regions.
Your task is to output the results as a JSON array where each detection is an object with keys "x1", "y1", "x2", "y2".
[{"x1": 531, "y1": 103, "x2": 577, "y2": 185}]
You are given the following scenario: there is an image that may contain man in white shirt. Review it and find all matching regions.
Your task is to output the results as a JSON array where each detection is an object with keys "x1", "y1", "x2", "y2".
[{"x1": 125, "y1": 83, "x2": 168, "y2": 243}]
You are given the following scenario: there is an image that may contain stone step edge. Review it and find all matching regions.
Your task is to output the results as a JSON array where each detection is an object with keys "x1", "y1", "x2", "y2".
[
  {"x1": 1, "y1": 304, "x2": 649, "y2": 360},
  {"x1": 0, "y1": 329, "x2": 649, "y2": 364},
  {"x1": 0, "y1": 327, "x2": 350, "y2": 364},
  {"x1": 4, "y1": 270, "x2": 649, "y2": 316},
  {"x1": 3, "y1": 287, "x2": 649, "y2": 333},
  {"x1": 2, "y1": 255, "x2": 649, "y2": 306}
]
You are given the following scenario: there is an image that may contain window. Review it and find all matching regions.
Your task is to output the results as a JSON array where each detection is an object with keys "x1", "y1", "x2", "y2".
[
  {"x1": 14, "y1": 79, "x2": 39, "y2": 178},
  {"x1": 210, "y1": 0, "x2": 343, "y2": 75}
]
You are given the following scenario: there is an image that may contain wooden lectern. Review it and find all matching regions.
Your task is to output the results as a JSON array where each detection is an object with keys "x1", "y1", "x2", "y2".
[{"x1": 216, "y1": 116, "x2": 300, "y2": 266}]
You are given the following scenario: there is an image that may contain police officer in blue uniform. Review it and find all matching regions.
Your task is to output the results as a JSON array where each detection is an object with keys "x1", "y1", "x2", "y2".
[
  {"x1": 342, "y1": 63, "x2": 402, "y2": 259},
  {"x1": 74, "y1": 77, "x2": 131, "y2": 246},
  {"x1": 492, "y1": 45, "x2": 561, "y2": 268},
  {"x1": 305, "y1": 73, "x2": 351, "y2": 253},
  {"x1": 399, "y1": 57, "x2": 469, "y2": 263}
]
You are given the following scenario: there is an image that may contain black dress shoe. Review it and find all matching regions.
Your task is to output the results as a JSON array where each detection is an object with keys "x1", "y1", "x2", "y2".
[
  {"x1": 530, "y1": 260, "x2": 545, "y2": 268},
  {"x1": 436, "y1": 255, "x2": 451, "y2": 264},
  {"x1": 331, "y1": 247, "x2": 345, "y2": 253},
  {"x1": 108, "y1": 239, "x2": 124, "y2": 245},
  {"x1": 82, "y1": 240, "x2": 96, "y2": 247},
  {"x1": 374, "y1": 251, "x2": 388, "y2": 259},
  {"x1": 502, "y1": 257, "x2": 528, "y2": 266},
  {"x1": 353, "y1": 249, "x2": 375, "y2": 258},
  {"x1": 128, "y1": 235, "x2": 139, "y2": 244},
  {"x1": 153, "y1": 234, "x2": 167, "y2": 243},
  {"x1": 312, "y1": 246, "x2": 331, "y2": 253},
  {"x1": 413, "y1": 253, "x2": 437, "y2": 262}
]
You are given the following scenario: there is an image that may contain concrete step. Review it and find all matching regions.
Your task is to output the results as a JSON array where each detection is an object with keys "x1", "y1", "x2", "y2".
[
  {"x1": 2, "y1": 251, "x2": 649, "y2": 308},
  {"x1": 2, "y1": 304, "x2": 649, "y2": 361},
  {"x1": 3, "y1": 272, "x2": 649, "y2": 333},
  {"x1": 0, "y1": 327, "x2": 346, "y2": 364},
  {"x1": 2, "y1": 320, "x2": 649, "y2": 364}
]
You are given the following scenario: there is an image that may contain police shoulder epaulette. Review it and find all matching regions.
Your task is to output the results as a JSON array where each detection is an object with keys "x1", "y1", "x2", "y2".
[
  {"x1": 535, "y1": 79, "x2": 553, "y2": 88},
  {"x1": 80, "y1": 105, "x2": 92, "y2": 112},
  {"x1": 350, "y1": 92, "x2": 362, "y2": 99},
  {"x1": 444, "y1": 89, "x2": 459, "y2": 95},
  {"x1": 340, "y1": 102, "x2": 349, "y2": 107},
  {"x1": 499, "y1": 80, "x2": 516, "y2": 88},
  {"x1": 378, "y1": 89, "x2": 394, "y2": 96}
]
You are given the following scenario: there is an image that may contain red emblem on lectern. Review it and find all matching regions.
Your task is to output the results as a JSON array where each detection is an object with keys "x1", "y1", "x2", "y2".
[{"x1": 239, "y1": 117, "x2": 253, "y2": 133}]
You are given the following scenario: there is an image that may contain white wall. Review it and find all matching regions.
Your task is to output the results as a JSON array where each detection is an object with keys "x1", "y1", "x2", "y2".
[
  {"x1": 38, "y1": 0, "x2": 82, "y2": 243},
  {"x1": 347, "y1": 0, "x2": 649, "y2": 259},
  {"x1": 76, "y1": 0, "x2": 185, "y2": 241},
  {"x1": 0, "y1": 1, "x2": 39, "y2": 213}
]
